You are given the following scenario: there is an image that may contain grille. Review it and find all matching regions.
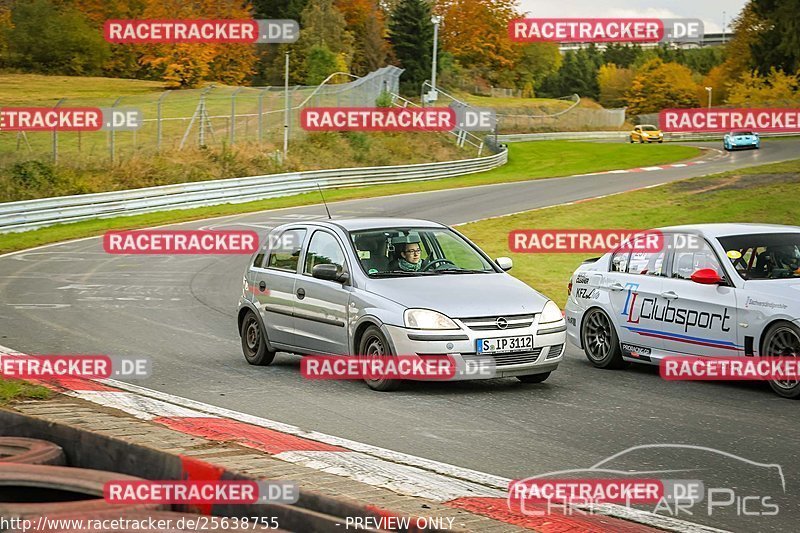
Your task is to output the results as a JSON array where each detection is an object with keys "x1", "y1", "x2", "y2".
[
  {"x1": 465, "y1": 348, "x2": 543, "y2": 366},
  {"x1": 546, "y1": 344, "x2": 564, "y2": 359},
  {"x1": 459, "y1": 314, "x2": 535, "y2": 331}
]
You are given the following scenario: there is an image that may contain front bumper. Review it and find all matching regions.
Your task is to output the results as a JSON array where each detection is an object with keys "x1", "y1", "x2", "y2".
[{"x1": 384, "y1": 319, "x2": 566, "y2": 380}]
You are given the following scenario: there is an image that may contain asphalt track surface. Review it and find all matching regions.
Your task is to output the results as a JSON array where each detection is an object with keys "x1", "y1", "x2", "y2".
[{"x1": 2, "y1": 140, "x2": 799, "y2": 532}]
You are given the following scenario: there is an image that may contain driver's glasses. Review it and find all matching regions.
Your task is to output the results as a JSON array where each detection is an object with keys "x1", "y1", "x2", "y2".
[{"x1": 403, "y1": 248, "x2": 421, "y2": 255}]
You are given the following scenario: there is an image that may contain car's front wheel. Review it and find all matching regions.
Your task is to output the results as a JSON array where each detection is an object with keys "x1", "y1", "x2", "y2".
[
  {"x1": 517, "y1": 372, "x2": 551, "y2": 384},
  {"x1": 581, "y1": 308, "x2": 626, "y2": 369},
  {"x1": 360, "y1": 325, "x2": 401, "y2": 391},
  {"x1": 762, "y1": 322, "x2": 800, "y2": 399},
  {"x1": 240, "y1": 310, "x2": 276, "y2": 366}
]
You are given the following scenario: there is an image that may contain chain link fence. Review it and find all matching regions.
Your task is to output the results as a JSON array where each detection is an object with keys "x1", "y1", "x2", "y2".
[{"x1": 1, "y1": 66, "x2": 404, "y2": 165}]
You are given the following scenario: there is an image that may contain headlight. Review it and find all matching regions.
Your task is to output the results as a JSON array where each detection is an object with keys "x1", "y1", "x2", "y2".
[
  {"x1": 404, "y1": 309, "x2": 459, "y2": 330},
  {"x1": 539, "y1": 300, "x2": 564, "y2": 324}
]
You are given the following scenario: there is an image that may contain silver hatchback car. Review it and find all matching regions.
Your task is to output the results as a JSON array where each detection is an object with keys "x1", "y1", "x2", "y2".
[{"x1": 237, "y1": 218, "x2": 565, "y2": 390}]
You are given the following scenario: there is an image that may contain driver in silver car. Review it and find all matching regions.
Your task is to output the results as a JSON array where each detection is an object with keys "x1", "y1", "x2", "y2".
[{"x1": 388, "y1": 236, "x2": 428, "y2": 272}]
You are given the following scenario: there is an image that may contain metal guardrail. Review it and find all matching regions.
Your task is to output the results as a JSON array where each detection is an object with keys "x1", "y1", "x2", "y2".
[
  {"x1": 497, "y1": 131, "x2": 799, "y2": 142},
  {"x1": 0, "y1": 147, "x2": 507, "y2": 233}
]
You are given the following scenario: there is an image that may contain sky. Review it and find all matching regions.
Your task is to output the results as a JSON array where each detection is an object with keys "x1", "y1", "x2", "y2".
[{"x1": 517, "y1": 0, "x2": 749, "y2": 34}]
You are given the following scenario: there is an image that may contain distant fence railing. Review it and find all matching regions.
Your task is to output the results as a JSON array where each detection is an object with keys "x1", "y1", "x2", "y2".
[
  {"x1": 0, "y1": 146, "x2": 506, "y2": 233},
  {"x1": 497, "y1": 131, "x2": 798, "y2": 142}
]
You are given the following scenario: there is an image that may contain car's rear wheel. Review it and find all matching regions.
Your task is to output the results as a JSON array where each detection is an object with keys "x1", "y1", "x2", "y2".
[
  {"x1": 360, "y1": 325, "x2": 401, "y2": 391},
  {"x1": 517, "y1": 372, "x2": 551, "y2": 384},
  {"x1": 581, "y1": 308, "x2": 626, "y2": 369},
  {"x1": 240, "y1": 310, "x2": 276, "y2": 366},
  {"x1": 629, "y1": 136, "x2": 634, "y2": 143},
  {"x1": 762, "y1": 322, "x2": 800, "y2": 399},
  {"x1": 658, "y1": 139, "x2": 663, "y2": 143},
  {"x1": 638, "y1": 137, "x2": 644, "y2": 144}
]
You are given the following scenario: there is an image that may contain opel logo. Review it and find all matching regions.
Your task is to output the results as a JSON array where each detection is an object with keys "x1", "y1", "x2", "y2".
[{"x1": 496, "y1": 317, "x2": 508, "y2": 329}]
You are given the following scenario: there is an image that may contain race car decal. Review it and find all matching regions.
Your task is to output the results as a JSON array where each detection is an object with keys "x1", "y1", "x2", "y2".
[
  {"x1": 622, "y1": 325, "x2": 742, "y2": 351},
  {"x1": 620, "y1": 283, "x2": 732, "y2": 333},
  {"x1": 576, "y1": 287, "x2": 599, "y2": 299},
  {"x1": 621, "y1": 342, "x2": 652, "y2": 361}
]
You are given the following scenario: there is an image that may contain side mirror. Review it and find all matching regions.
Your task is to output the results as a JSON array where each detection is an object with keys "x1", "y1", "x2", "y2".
[
  {"x1": 312, "y1": 264, "x2": 349, "y2": 283},
  {"x1": 690, "y1": 268, "x2": 721, "y2": 285},
  {"x1": 495, "y1": 257, "x2": 513, "y2": 271}
]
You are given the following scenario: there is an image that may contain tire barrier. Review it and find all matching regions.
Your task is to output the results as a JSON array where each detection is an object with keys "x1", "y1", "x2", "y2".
[
  {"x1": 0, "y1": 463, "x2": 167, "y2": 519},
  {"x1": 0, "y1": 437, "x2": 66, "y2": 466}
]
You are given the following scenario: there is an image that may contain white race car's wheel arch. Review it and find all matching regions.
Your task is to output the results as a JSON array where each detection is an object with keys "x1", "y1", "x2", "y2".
[
  {"x1": 759, "y1": 320, "x2": 800, "y2": 399},
  {"x1": 580, "y1": 306, "x2": 626, "y2": 369}
]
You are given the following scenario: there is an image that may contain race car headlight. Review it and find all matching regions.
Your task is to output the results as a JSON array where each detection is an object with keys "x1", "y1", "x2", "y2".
[
  {"x1": 404, "y1": 309, "x2": 459, "y2": 330},
  {"x1": 539, "y1": 300, "x2": 564, "y2": 324}
]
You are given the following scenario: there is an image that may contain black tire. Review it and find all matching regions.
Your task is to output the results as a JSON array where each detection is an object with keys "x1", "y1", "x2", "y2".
[
  {"x1": 517, "y1": 372, "x2": 551, "y2": 384},
  {"x1": 761, "y1": 322, "x2": 800, "y2": 399},
  {"x1": 581, "y1": 308, "x2": 626, "y2": 369},
  {"x1": 0, "y1": 464, "x2": 165, "y2": 519},
  {"x1": 240, "y1": 310, "x2": 276, "y2": 366},
  {"x1": 0, "y1": 438, "x2": 65, "y2": 466},
  {"x1": 629, "y1": 137, "x2": 634, "y2": 143},
  {"x1": 359, "y1": 325, "x2": 400, "y2": 392},
  {"x1": 658, "y1": 139, "x2": 663, "y2": 143},
  {"x1": 638, "y1": 137, "x2": 644, "y2": 144}
]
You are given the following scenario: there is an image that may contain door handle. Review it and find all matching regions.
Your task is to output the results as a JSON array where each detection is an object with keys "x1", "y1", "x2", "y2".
[
  {"x1": 608, "y1": 282, "x2": 625, "y2": 291},
  {"x1": 258, "y1": 281, "x2": 267, "y2": 292},
  {"x1": 660, "y1": 291, "x2": 679, "y2": 300},
  {"x1": 296, "y1": 287, "x2": 306, "y2": 299}
]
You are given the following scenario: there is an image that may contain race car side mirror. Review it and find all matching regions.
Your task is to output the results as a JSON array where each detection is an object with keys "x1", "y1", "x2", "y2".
[
  {"x1": 690, "y1": 268, "x2": 721, "y2": 285},
  {"x1": 496, "y1": 257, "x2": 513, "y2": 271}
]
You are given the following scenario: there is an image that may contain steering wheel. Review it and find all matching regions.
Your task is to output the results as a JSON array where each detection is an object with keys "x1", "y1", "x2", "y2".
[{"x1": 421, "y1": 259, "x2": 457, "y2": 272}]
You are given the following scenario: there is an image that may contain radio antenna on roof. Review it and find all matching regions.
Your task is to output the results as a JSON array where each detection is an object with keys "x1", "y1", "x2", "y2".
[{"x1": 316, "y1": 183, "x2": 332, "y2": 219}]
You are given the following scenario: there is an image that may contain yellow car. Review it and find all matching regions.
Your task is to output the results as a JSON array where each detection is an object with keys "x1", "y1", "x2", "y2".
[{"x1": 630, "y1": 125, "x2": 663, "y2": 143}]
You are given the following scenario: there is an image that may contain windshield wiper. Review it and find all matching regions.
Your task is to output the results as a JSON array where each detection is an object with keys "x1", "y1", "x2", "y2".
[
  {"x1": 369, "y1": 271, "x2": 436, "y2": 277},
  {"x1": 435, "y1": 269, "x2": 491, "y2": 274}
]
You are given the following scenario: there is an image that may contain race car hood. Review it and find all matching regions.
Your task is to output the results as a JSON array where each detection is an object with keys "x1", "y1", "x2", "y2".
[{"x1": 365, "y1": 273, "x2": 549, "y2": 318}]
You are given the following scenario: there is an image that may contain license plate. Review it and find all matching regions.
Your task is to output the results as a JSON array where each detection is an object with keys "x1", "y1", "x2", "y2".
[{"x1": 477, "y1": 335, "x2": 533, "y2": 354}]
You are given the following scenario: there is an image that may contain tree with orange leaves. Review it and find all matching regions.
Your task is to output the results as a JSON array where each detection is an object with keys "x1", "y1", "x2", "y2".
[{"x1": 434, "y1": 0, "x2": 519, "y2": 84}]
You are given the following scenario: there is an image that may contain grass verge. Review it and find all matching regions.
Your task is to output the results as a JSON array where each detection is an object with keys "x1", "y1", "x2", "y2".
[
  {"x1": 458, "y1": 158, "x2": 800, "y2": 308},
  {"x1": 0, "y1": 141, "x2": 700, "y2": 254},
  {"x1": 0, "y1": 379, "x2": 51, "y2": 406}
]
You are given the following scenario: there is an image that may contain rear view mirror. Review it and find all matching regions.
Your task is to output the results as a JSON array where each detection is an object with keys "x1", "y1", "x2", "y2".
[
  {"x1": 496, "y1": 257, "x2": 513, "y2": 271},
  {"x1": 690, "y1": 268, "x2": 721, "y2": 285},
  {"x1": 312, "y1": 264, "x2": 349, "y2": 283}
]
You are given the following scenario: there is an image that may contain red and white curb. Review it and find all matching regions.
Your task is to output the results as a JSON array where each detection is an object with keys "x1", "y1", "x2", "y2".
[
  {"x1": 574, "y1": 160, "x2": 706, "y2": 177},
  {"x1": 1, "y1": 347, "x2": 727, "y2": 533}
]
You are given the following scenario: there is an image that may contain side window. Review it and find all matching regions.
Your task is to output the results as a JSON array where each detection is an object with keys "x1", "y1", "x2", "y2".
[
  {"x1": 304, "y1": 231, "x2": 347, "y2": 275},
  {"x1": 253, "y1": 252, "x2": 265, "y2": 268},
  {"x1": 267, "y1": 229, "x2": 306, "y2": 272},
  {"x1": 611, "y1": 250, "x2": 630, "y2": 272},
  {"x1": 671, "y1": 236, "x2": 723, "y2": 280},
  {"x1": 628, "y1": 250, "x2": 666, "y2": 276}
]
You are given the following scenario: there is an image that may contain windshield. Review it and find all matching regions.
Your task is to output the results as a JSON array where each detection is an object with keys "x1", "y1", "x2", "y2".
[
  {"x1": 718, "y1": 233, "x2": 800, "y2": 280},
  {"x1": 732, "y1": 131, "x2": 754, "y2": 136},
  {"x1": 349, "y1": 227, "x2": 495, "y2": 277},
  {"x1": 642, "y1": 125, "x2": 658, "y2": 131}
]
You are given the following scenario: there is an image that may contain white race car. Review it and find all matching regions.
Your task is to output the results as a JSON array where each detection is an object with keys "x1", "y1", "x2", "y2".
[{"x1": 565, "y1": 224, "x2": 800, "y2": 398}]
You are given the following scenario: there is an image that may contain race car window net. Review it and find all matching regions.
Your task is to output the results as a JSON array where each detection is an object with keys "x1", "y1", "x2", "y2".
[
  {"x1": 349, "y1": 228, "x2": 494, "y2": 277},
  {"x1": 718, "y1": 233, "x2": 800, "y2": 280}
]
